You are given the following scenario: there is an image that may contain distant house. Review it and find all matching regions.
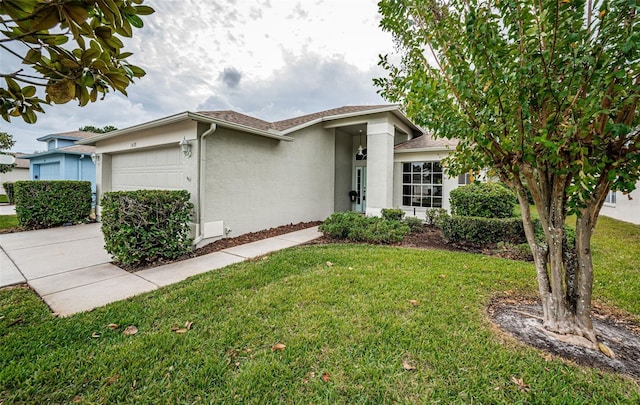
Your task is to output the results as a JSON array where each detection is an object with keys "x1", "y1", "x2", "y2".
[
  {"x1": 600, "y1": 184, "x2": 640, "y2": 225},
  {"x1": 24, "y1": 131, "x2": 97, "y2": 193},
  {"x1": 79, "y1": 105, "x2": 466, "y2": 247},
  {"x1": 0, "y1": 153, "x2": 30, "y2": 196}
]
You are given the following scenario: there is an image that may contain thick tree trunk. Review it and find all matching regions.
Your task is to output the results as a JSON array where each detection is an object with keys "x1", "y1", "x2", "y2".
[{"x1": 514, "y1": 168, "x2": 598, "y2": 347}]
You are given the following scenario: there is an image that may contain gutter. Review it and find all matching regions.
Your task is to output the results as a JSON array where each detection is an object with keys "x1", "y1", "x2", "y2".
[{"x1": 193, "y1": 123, "x2": 217, "y2": 246}]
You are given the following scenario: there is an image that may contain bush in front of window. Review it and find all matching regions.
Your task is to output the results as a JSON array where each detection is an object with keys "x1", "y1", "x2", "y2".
[
  {"x1": 319, "y1": 211, "x2": 410, "y2": 243},
  {"x1": 2, "y1": 181, "x2": 15, "y2": 204},
  {"x1": 404, "y1": 216, "x2": 424, "y2": 233},
  {"x1": 381, "y1": 208, "x2": 405, "y2": 221},
  {"x1": 449, "y1": 182, "x2": 517, "y2": 218},
  {"x1": 438, "y1": 215, "x2": 527, "y2": 244},
  {"x1": 14, "y1": 180, "x2": 92, "y2": 229},
  {"x1": 425, "y1": 208, "x2": 448, "y2": 227},
  {"x1": 101, "y1": 190, "x2": 194, "y2": 268}
]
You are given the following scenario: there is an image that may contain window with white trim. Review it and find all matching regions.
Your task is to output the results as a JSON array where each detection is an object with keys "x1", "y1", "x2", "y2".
[
  {"x1": 458, "y1": 172, "x2": 472, "y2": 185},
  {"x1": 605, "y1": 190, "x2": 616, "y2": 205},
  {"x1": 402, "y1": 161, "x2": 443, "y2": 207}
]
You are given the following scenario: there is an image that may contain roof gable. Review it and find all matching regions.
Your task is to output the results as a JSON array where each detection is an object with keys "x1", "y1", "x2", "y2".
[
  {"x1": 394, "y1": 133, "x2": 458, "y2": 150},
  {"x1": 37, "y1": 130, "x2": 97, "y2": 142}
]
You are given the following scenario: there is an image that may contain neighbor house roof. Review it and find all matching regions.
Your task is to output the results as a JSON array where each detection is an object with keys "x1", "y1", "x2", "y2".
[
  {"x1": 11, "y1": 153, "x2": 30, "y2": 169},
  {"x1": 394, "y1": 133, "x2": 458, "y2": 152},
  {"x1": 36, "y1": 130, "x2": 97, "y2": 142},
  {"x1": 78, "y1": 105, "x2": 422, "y2": 145},
  {"x1": 24, "y1": 144, "x2": 96, "y2": 159}
]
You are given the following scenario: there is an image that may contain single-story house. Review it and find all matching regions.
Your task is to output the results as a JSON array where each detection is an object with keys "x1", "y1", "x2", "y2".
[
  {"x1": 79, "y1": 105, "x2": 461, "y2": 247},
  {"x1": 24, "y1": 131, "x2": 97, "y2": 193},
  {"x1": 0, "y1": 153, "x2": 30, "y2": 195},
  {"x1": 600, "y1": 184, "x2": 640, "y2": 225}
]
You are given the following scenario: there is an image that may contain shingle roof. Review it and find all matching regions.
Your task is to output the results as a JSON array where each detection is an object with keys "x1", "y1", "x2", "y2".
[
  {"x1": 198, "y1": 105, "x2": 394, "y2": 132},
  {"x1": 12, "y1": 154, "x2": 30, "y2": 168},
  {"x1": 58, "y1": 145, "x2": 96, "y2": 154},
  {"x1": 394, "y1": 133, "x2": 458, "y2": 150},
  {"x1": 37, "y1": 130, "x2": 97, "y2": 142}
]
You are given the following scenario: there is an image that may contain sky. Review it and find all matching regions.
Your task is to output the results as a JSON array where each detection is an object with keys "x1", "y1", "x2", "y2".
[{"x1": 2, "y1": 0, "x2": 397, "y2": 153}]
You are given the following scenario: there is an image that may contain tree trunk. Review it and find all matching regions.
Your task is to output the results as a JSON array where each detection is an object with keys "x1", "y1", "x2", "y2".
[{"x1": 515, "y1": 169, "x2": 598, "y2": 346}]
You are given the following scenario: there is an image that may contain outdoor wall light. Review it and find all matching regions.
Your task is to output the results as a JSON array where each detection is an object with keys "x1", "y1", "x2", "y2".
[
  {"x1": 90, "y1": 153, "x2": 99, "y2": 164},
  {"x1": 179, "y1": 137, "x2": 192, "y2": 158}
]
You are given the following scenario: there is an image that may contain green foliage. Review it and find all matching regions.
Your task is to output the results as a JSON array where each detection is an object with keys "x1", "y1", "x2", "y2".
[
  {"x1": 425, "y1": 207, "x2": 448, "y2": 226},
  {"x1": 404, "y1": 216, "x2": 424, "y2": 232},
  {"x1": 2, "y1": 182, "x2": 15, "y2": 204},
  {"x1": 381, "y1": 208, "x2": 405, "y2": 221},
  {"x1": 100, "y1": 190, "x2": 194, "y2": 267},
  {"x1": 439, "y1": 215, "x2": 527, "y2": 245},
  {"x1": 450, "y1": 183, "x2": 517, "y2": 218},
  {"x1": 14, "y1": 180, "x2": 91, "y2": 229},
  {"x1": 0, "y1": 131, "x2": 16, "y2": 173},
  {"x1": 78, "y1": 125, "x2": 117, "y2": 133},
  {"x1": 319, "y1": 211, "x2": 410, "y2": 243},
  {"x1": 0, "y1": 1, "x2": 154, "y2": 123}
]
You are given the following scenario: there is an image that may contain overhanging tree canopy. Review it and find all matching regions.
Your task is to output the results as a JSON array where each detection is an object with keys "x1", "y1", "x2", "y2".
[
  {"x1": 376, "y1": 0, "x2": 640, "y2": 347},
  {"x1": 1, "y1": 0, "x2": 154, "y2": 123}
]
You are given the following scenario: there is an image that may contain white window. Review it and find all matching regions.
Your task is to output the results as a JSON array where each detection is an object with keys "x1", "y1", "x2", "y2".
[
  {"x1": 605, "y1": 190, "x2": 616, "y2": 205},
  {"x1": 458, "y1": 172, "x2": 472, "y2": 185},
  {"x1": 402, "y1": 161, "x2": 443, "y2": 207}
]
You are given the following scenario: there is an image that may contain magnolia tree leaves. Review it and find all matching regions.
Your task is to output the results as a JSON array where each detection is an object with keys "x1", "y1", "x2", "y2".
[{"x1": 0, "y1": 0, "x2": 154, "y2": 123}]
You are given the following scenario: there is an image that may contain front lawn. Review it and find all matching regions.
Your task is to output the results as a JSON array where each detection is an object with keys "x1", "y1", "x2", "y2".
[
  {"x1": 0, "y1": 217, "x2": 638, "y2": 403},
  {"x1": 0, "y1": 214, "x2": 18, "y2": 231}
]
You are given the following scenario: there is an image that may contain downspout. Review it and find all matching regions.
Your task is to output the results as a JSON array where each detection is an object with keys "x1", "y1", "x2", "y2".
[{"x1": 193, "y1": 123, "x2": 217, "y2": 245}]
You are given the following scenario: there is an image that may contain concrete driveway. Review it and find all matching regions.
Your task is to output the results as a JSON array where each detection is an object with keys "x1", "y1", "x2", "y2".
[{"x1": 0, "y1": 222, "x2": 322, "y2": 316}]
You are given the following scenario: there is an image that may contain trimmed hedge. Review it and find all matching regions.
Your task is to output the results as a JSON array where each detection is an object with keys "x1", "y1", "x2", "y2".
[
  {"x1": 2, "y1": 181, "x2": 14, "y2": 204},
  {"x1": 450, "y1": 182, "x2": 517, "y2": 218},
  {"x1": 14, "y1": 180, "x2": 92, "y2": 229},
  {"x1": 319, "y1": 211, "x2": 410, "y2": 244},
  {"x1": 101, "y1": 190, "x2": 194, "y2": 267},
  {"x1": 439, "y1": 215, "x2": 527, "y2": 244}
]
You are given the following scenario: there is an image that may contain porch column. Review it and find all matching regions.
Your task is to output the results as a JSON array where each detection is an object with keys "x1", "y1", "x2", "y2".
[{"x1": 366, "y1": 120, "x2": 395, "y2": 216}]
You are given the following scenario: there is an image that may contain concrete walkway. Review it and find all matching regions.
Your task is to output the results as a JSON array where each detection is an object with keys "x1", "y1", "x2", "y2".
[{"x1": 0, "y1": 223, "x2": 321, "y2": 316}]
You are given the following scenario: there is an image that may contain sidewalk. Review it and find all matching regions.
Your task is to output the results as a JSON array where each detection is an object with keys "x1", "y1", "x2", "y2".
[{"x1": 0, "y1": 224, "x2": 321, "y2": 316}]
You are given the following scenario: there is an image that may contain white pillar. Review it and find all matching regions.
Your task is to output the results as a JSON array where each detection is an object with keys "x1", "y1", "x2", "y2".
[{"x1": 365, "y1": 120, "x2": 395, "y2": 216}]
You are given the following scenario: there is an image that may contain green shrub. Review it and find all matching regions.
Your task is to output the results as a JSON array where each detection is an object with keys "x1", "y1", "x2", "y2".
[
  {"x1": 2, "y1": 182, "x2": 15, "y2": 204},
  {"x1": 439, "y1": 215, "x2": 527, "y2": 244},
  {"x1": 404, "y1": 216, "x2": 424, "y2": 233},
  {"x1": 319, "y1": 212, "x2": 410, "y2": 244},
  {"x1": 425, "y1": 208, "x2": 448, "y2": 226},
  {"x1": 101, "y1": 190, "x2": 194, "y2": 267},
  {"x1": 381, "y1": 208, "x2": 405, "y2": 221},
  {"x1": 450, "y1": 183, "x2": 517, "y2": 218},
  {"x1": 14, "y1": 180, "x2": 91, "y2": 229}
]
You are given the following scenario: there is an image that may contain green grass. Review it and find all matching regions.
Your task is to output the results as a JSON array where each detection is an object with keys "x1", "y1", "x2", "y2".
[
  {"x1": 0, "y1": 194, "x2": 8, "y2": 203},
  {"x1": 0, "y1": 215, "x2": 18, "y2": 230},
  {"x1": 1, "y1": 218, "x2": 638, "y2": 403}
]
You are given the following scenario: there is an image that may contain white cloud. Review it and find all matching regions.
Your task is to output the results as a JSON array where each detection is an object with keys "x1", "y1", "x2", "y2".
[{"x1": 3, "y1": 0, "x2": 394, "y2": 153}]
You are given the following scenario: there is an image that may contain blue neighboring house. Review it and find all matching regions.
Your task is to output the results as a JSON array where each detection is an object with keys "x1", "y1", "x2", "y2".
[{"x1": 25, "y1": 130, "x2": 97, "y2": 194}]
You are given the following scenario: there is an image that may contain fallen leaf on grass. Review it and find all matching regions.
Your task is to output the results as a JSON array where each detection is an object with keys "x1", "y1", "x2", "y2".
[
  {"x1": 175, "y1": 328, "x2": 188, "y2": 334},
  {"x1": 326, "y1": 261, "x2": 333, "y2": 267},
  {"x1": 172, "y1": 321, "x2": 194, "y2": 334},
  {"x1": 91, "y1": 332, "x2": 100, "y2": 339},
  {"x1": 408, "y1": 299, "x2": 419, "y2": 306},
  {"x1": 598, "y1": 342, "x2": 616, "y2": 359},
  {"x1": 402, "y1": 359, "x2": 417, "y2": 371},
  {"x1": 322, "y1": 372, "x2": 331, "y2": 382},
  {"x1": 272, "y1": 343, "x2": 286, "y2": 351},
  {"x1": 511, "y1": 376, "x2": 529, "y2": 392},
  {"x1": 348, "y1": 266, "x2": 354, "y2": 270},
  {"x1": 123, "y1": 325, "x2": 138, "y2": 336},
  {"x1": 107, "y1": 323, "x2": 119, "y2": 330},
  {"x1": 106, "y1": 374, "x2": 119, "y2": 385},
  {"x1": 439, "y1": 274, "x2": 446, "y2": 278}
]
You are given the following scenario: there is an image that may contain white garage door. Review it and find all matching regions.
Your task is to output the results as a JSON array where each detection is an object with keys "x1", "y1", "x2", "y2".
[{"x1": 111, "y1": 148, "x2": 184, "y2": 191}]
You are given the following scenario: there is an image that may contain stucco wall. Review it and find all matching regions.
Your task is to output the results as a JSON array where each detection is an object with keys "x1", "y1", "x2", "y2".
[
  {"x1": 203, "y1": 123, "x2": 335, "y2": 237},
  {"x1": 600, "y1": 186, "x2": 640, "y2": 225},
  {"x1": 0, "y1": 167, "x2": 30, "y2": 194},
  {"x1": 334, "y1": 128, "x2": 353, "y2": 212},
  {"x1": 393, "y1": 149, "x2": 458, "y2": 217}
]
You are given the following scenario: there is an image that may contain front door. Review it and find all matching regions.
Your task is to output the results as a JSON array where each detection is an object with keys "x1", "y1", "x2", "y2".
[{"x1": 354, "y1": 166, "x2": 367, "y2": 213}]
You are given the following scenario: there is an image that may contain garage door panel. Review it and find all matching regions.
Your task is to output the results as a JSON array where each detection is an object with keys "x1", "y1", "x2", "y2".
[{"x1": 111, "y1": 148, "x2": 184, "y2": 191}]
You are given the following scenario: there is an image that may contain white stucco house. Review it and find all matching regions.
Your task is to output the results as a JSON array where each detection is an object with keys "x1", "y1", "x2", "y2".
[
  {"x1": 79, "y1": 105, "x2": 461, "y2": 247},
  {"x1": 1, "y1": 153, "x2": 30, "y2": 196},
  {"x1": 600, "y1": 185, "x2": 640, "y2": 225}
]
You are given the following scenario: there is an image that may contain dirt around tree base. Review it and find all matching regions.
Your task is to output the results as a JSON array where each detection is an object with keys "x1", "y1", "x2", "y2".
[{"x1": 488, "y1": 297, "x2": 640, "y2": 381}]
